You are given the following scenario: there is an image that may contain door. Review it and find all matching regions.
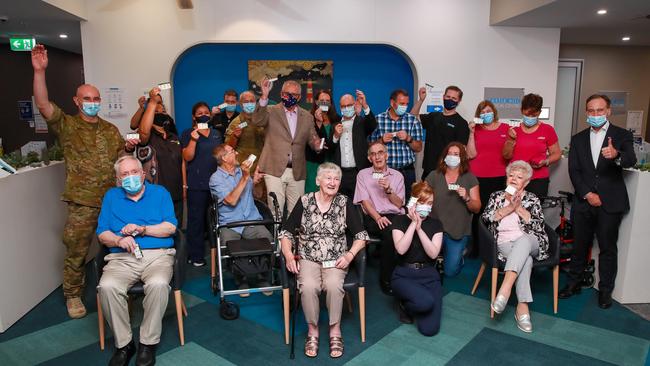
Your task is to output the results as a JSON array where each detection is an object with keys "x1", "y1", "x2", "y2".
[{"x1": 554, "y1": 60, "x2": 583, "y2": 148}]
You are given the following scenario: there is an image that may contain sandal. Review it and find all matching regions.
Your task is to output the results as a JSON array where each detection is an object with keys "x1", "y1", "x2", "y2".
[
  {"x1": 304, "y1": 335, "x2": 319, "y2": 358},
  {"x1": 329, "y1": 336, "x2": 344, "y2": 358}
]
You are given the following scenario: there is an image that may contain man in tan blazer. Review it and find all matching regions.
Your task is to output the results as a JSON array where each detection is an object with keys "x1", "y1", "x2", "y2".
[{"x1": 252, "y1": 78, "x2": 321, "y2": 216}]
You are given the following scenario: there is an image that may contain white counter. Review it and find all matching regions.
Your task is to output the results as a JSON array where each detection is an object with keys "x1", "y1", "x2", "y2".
[
  {"x1": 549, "y1": 158, "x2": 650, "y2": 304},
  {"x1": 0, "y1": 162, "x2": 67, "y2": 332}
]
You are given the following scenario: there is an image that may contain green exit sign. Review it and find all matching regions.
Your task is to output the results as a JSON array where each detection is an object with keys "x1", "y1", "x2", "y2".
[{"x1": 10, "y1": 37, "x2": 36, "y2": 51}]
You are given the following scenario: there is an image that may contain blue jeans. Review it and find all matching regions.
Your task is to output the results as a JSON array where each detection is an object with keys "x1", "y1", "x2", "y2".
[{"x1": 443, "y1": 234, "x2": 469, "y2": 277}]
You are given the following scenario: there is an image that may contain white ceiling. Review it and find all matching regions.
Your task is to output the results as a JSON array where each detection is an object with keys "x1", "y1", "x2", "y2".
[
  {"x1": 493, "y1": 0, "x2": 650, "y2": 46},
  {"x1": 0, "y1": 0, "x2": 82, "y2": 54}
]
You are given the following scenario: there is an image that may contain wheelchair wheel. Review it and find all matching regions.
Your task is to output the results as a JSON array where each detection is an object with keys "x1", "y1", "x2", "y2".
[{"x1": 219, "y1": 300, "x2": 240, "y2": 320}]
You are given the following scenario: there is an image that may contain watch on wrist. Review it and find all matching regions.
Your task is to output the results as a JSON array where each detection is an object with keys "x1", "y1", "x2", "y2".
[{"x1": 385, "y1": 188, "x2": 392, "y2": 195}]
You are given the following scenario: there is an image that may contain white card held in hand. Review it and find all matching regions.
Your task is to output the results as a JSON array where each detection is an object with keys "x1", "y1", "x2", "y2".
[
  {"x1": 322, "y1": 260, "x2": 336, "y2": 269},
  {"x1": 246, "y1": 154, "x2": 256, "y2": 164},
  {"x1": 391, "y1": 132, "x2": 398, "y2": 138},
  {"x1": 473, "y1": 117, "x2": 484, "y2": 124},
  {"x1": 217, "y1": 102, "x2": 229, "y2": 110},
  {"x1": 158, "y1": 82, "x2": 171, "y2": 90},
  {"x1": 126, "y1": 133, "x2": 139, "y2": 140},
  {"x1": 372, "y1": 172, "x2": 384, "y2": 180},
  {"x1": 507, "y1": 120, "x2": 521, "y2": 128},
  {"x1": 406, "y1": 196, "x2": 418, "y2": 209},
  {"x1": 505, "y1": 185, "x2": 517, "y2": 195},
  {"x1": 238, "y1": 121, "x2": 248, "y2": 128},
  {"x1": 267, "y1": 77, "x2": 278, "y2": 83},
  {"x1": 319, "y1": 105, "x2": 329, "y2": 112},
  {"x1": 133, "y1": 244, "x2": 143, "y2": 259},
  {"x1": 448, "y1": 184, "x2": 460, "y2": 191},
  {"x1": 319, "y1": 138, "x2": 325, "y2": 150},
  {"x1": 197, "y1": 123, "x2": 209, "y2": 130}
]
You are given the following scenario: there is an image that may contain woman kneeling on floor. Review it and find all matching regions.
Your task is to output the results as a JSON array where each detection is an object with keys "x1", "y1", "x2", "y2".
[
  {"x1": 391, "y1": 181, "x2": 444, "y2": 336},
  {"x1": 280, "y1": 162, "x2": 369, "y2": 358},
  {"x1": 482, "y1": 160, "x2": 549, "y2": 333}
]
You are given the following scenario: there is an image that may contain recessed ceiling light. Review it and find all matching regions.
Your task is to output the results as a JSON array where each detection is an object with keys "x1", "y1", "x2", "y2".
[
  {"x1": 597, "y1": 9, "x2": 607, "y2": 15},
  {"x1": 622, "y1": 36, "x2": 631, "y2": 41},
  {"x1": 59, "y1": 34, "x2": 68, "y2": 39}
]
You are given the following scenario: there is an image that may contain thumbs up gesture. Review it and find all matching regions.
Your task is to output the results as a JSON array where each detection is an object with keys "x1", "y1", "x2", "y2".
[{"x1": 601, "y1": 137, "x2": 619, "y2": 159}]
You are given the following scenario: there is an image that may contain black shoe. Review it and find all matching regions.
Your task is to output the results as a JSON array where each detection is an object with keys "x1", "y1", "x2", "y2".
[
  {"x1": 598, "y1": 291, "x2": 613, "y2": 309},
  {"x1": 398, "y1": 302, "x2": 413, "y2": 324},
  {"x1": 559, "y1": 283, "x2": 581, "y2": 299},
  {"x1": 136, "y1": 343, "x2": 157, "y2": 366},
  {"x1": 380, "y1": 281, "x2": 393, "y2": 296},
  {"x1": 109, "y1": 340, "x2": 135, "y2": 366}
]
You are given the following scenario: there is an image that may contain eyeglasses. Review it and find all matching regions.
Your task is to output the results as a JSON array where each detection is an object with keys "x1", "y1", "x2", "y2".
[{"x1": 369, "y1": 151, "x2": 386, "y2": 157}]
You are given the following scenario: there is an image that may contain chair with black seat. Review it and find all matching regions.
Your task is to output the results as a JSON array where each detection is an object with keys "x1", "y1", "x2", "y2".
[
  {"x1": 94, "y1": 229, "x2": 188, "y2": 350},
  {"x1": 470, "y1": 221, "x2": 560, "y2": 318}
]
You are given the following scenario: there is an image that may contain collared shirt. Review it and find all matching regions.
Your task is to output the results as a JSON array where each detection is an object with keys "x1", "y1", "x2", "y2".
[
  {"x1": 209, "y1": 166, "x2": 262, "y2": 234},
  {"x1": 179, "y1": 127, "x2": 223, "y2": 190},
  {"x1": 96, "y1": 184, "x2": 177, "y2": 253},
  {"x1": 370, "y1": 109, "x2": 423, "y2": 169},
  {"x1": 353, "y1": 167, "x2": 405, "y2": 215},
  {"x1": 259, "y1": 98, "x2": 298, "y2": 163},
  {"x1": 333, "y1": 107, "x2": 371, "y2": 168},
  {"x1": 590, "y1": 121, "x2": 609, "y2": 167}
]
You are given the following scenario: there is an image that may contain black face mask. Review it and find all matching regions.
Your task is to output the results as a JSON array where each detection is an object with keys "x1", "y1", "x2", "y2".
[{"x1": 153, "y1": 113, "x2": 177, "y2": 134}]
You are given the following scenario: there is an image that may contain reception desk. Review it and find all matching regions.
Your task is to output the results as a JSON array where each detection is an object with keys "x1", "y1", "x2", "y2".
[
  {"x1": 549, "y1": 158, "x2": 650, "y2": 304},
  {"x1": 0, "y1": 162, "x2": 67, "y2": 332}
]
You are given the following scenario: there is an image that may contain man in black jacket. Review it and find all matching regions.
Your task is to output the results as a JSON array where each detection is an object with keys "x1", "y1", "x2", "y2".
[
  {"x1": 560, "y1": 94, "x2": 636, "y2": 309},
  {"x1": 331, "y1": 90, "x2": 377, "y2": 198}
]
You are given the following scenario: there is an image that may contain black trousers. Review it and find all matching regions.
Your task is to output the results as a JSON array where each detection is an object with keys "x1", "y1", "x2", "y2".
[
  {"x1": 340, "y1": 167, "x2": 359, "y2": 199},
  {"x1": 396, "y1": 164, "x2": 415, "y2": 198},
  {"x1": 525, "y1": 178, "x2": 549, "y2": 199},
  {"x1": 187, "y1": 189, "x2": 211, "y2": 261},
  {"x1": 363, "y1": 213, "x2": 397, "y2": 285},
  {"x1": 392, "y1": 266, "x2": 442, "y2": 336},
  {"x1": 568, "y1": 205, "x2": 622, "y2": 292}
]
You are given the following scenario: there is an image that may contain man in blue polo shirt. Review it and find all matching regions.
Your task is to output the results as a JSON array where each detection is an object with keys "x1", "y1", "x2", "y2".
[
  {"x1": 96, "y1": 155, "x2": 177, "y2": 366},
  {"x1": 370, "y1": 89, "x2": 423, "y2": 197},
  {"x1": 209, "y1": 144, "x2": 273, "y2": 296}
]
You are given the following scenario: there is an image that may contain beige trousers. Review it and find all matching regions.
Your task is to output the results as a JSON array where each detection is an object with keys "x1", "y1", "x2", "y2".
[
  {"x1": 264, "y1": 168, "x2": 305, "y2": 218},
  {"x1": 298, "y1": 259, "x2": 348, "y2": 326},
  {"x1": 97, "y1": 248, "x2": 175, "y2": 348}
]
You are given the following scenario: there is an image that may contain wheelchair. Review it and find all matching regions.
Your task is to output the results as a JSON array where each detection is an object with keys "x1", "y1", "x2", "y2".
[{"x1": 207, "y1": 192, "x2": 284, "y2": 320}]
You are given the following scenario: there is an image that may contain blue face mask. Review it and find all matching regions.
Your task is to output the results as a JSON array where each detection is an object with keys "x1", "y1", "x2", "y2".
[
  {"x1": 480, "y1": 112, "x2": 494, "y2": 124},
  {"x1": 415, "y1": 204, "x2": 432, "y2": 218},
  {"x1": 444, "y1": 99, "x2": 458, "y2": 110},
  {"x1": 242, "y1": 102, "x2": 256, "y2": 114},
  {"x1": 225, "y1": 104, "x2": 237, "y2": 112},
  {"x1": 121, "y1": 175, "x2": 142, "y2": 195},
  {"x1": 587, "y1": 115, "x2": 607, "y2": 128},
  {"x1": 81, "y1": 102, "x2": 101, "y2": 117},
  {"x1": 394, "y1": 104, "x2": 408, "y2": 116},
  {"x1": 522, "y1": 115, "x2": 538, "y2": 127},
  {"x1": 341, "y1": 106, "x2": 355, "y2": 118},
  {"x1": 281, "y1": 94, "x2": 299, "y2": 108},
  {"x1": 444, "y1": 155, "x2": 461, "y2": 167}
]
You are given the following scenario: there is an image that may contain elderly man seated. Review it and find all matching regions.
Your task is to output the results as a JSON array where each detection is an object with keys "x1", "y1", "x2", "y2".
[
  {"x1": 97, "y1": 155, "x2": 177, "y2": 366},
  {"x1": 209, "y1": 144, "x2": 273, "y2": 296}
]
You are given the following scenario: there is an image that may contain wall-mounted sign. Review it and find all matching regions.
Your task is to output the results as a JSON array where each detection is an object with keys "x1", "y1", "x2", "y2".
[
  {"x1": 10, "y1": 37, "x2": 36, "y2": 51},
  {"x1": 484, "y1": 87, "x2": 525, "y2": 120}
]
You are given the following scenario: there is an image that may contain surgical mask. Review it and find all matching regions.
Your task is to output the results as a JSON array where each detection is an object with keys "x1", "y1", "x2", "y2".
[
  {"x1": 480, "y1": 112, "x2": 494, "y2": 124},
  {"x1": 153, "y1": 113, "x2": 171, "y2": 127},
  {"x1": 242, "y1": 102, "x2": 256, "y2": 114},
  {"x1": 415, "y1": 204, "x2": 432, "y2": 218},
  {"x1": 281, "y1": 94, "x2": 299, "y2": 108},
  {"x1": 587, "y1": 115, "x2": 607, "y2": 128},
  {"x1": 81, "y1": 102, "x2": 101, "y2": 117},
  {"x1": 121, "y1": 175, "x2": 142, "y2": 195},
  {"x1": 443, "y1": 99, "x2": 458, "y2": 110},
  {"x1": 522, "y1": 115, "x2": 538, "y2": 127},
  {"x1": 341, "y1": 106, "x2": 355, "y2": 118},
  {"x1": 225, "y1": 104, "x2": 237, "y2": 112},
  {"x1": 196, "y1": 115, "x2": 210, "y2": 124},
  {"x1": 395, "y1": 104, "x2": 407, "y2": 116},
  {"x1": 444, "y1": 155, "x2": 461, "y2": 167}
]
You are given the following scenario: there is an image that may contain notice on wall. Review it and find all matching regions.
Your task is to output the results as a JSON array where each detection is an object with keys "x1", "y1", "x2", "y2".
[
  {"x1": 599, "y1": 90, "x2": 628, "y2": 115},
  {"x1": 422, "y1": 84, "x2": 444, "y2": 113},
  {"x1": 18, "y1": 101, "x2": 34, "y2": 121},
  {"x1": 21, "y1": 141, "x2": 47, "y2": 158},
  {"x1": 102, "y1": 87, "x2": 127, "y2": 119},
  {"x1": 34, "y1": 113, "x2": 48, "y2": 133},
  {"x1": 626, "y1": 110, "x2": 644, "y2": 136},
  {"x1": 484, "y1": 87, "x2": 524, "y2": 120}
]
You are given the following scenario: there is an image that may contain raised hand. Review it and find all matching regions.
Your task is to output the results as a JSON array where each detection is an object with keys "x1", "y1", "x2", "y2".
[
  {"x1": 260, "y1": 77, "x2": 273, "y2": 99},
  {"x1": 31, "y1": 44, "x2": 48, "y2": 71},
  {"x1": 507, "y1": 128, "x2": 517, "y2": 140},
  {"x1": 148, "y1": 87, "x2": 160, "y2": 101},
  {"x1": 418, "y1": 86, "x2": 426, "y2": 101},
  {"x1": 334, "y1": 123, "x2": 343, "y2": 138},
  {"x1": 356, "y1": 90, "x2": 368, "y2": 109},
  {"x1": 601, "y1": 137, "x2": 618, "y2": 159}
]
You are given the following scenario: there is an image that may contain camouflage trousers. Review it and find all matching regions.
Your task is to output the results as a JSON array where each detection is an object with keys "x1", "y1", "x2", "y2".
[{"x1": 62, "y1": 202, "x2": 100, "y2": 299}]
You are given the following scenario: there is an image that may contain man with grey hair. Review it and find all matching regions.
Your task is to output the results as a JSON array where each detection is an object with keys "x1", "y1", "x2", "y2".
[
  {"x1": 225, "y1": 90, "x2": 267, "y2": 199},
  {"x1": 252, "y1": 78, "x2": 322, "y2": 216},
  {"x1": 96, "y1": 155, "x2": 177, "y2": 366}
]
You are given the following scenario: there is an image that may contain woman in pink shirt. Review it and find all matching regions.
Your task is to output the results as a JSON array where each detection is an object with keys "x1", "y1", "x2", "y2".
[{"x1": 502, "y1": 94, "x2": 562, "y2": 198}]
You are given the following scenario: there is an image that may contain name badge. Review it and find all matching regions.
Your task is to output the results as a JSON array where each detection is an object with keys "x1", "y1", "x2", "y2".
[{"x1": 447, "y1": 123, "x2": 455, "y2": 128}]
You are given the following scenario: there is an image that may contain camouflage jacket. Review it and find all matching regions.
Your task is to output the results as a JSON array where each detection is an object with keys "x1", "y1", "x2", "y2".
[{"x1": 47, "y1": 103, "x2": 124, "y2": 207}]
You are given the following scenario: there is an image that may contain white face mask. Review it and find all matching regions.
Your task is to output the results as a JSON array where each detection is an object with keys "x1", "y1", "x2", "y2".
[
  {"x1": 444, "y1": 155, "x2": 461, "y2": 167},
  {"x1": 415, "y1": 204, "x2": 432, "y2": 217}
]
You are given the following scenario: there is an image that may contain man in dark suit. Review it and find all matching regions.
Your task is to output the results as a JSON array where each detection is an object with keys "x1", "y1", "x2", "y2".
[
  {"x1": 252, "y1": 78, "x2": 321, "y2": 217},
  {"x1": 560, "y1": 94, "x2": 636, "y2": 309},
  {"x1": 330, "y1": 90, "x2": 377, "y2": 198}
]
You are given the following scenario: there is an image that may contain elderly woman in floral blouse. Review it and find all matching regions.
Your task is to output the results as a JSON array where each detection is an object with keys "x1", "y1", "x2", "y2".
[
  {"x1": 482, "y1": 160, "x2": 548, "y2": 333},
  {"x1": 280, "y1": 162, "x2": 369, "y2": 359}
]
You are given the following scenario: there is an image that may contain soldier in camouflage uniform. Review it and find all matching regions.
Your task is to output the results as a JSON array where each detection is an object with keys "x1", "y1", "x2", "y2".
[{"x1": 32, "y1": 44, "x2": 126, "y2": 318}]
